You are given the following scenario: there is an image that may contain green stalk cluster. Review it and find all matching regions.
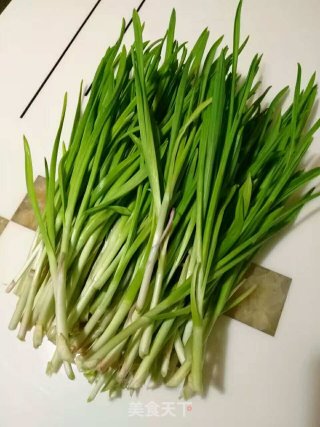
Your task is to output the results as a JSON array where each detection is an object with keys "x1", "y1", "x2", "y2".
[{"x1": 8, "y1": 1, "x2": 320, "y2": 398}]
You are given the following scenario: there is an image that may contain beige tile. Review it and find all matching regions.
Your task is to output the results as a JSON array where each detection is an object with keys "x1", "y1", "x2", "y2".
[
  {"x1": 11, "y1": 176, "x2": 46, "y2": 231},
  {"x1": 0, "y1": 216, "x2": 9, "y2": 235},
  {"x1": 227, "y1": 264, "x2": 291, "y2": 336}
]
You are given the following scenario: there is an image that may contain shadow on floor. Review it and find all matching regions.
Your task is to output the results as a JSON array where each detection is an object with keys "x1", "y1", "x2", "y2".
[
  {"x1": 203, "y1": 315, "x2": 231, "y2": 395},
  {"x1": 310, "y1": 358, "x2": 320, "y2": 427}
]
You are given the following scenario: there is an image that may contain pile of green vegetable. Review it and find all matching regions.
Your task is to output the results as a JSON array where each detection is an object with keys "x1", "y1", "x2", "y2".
[{"x1": 8, "y1": 1, "x2": 320, "y2": 399}]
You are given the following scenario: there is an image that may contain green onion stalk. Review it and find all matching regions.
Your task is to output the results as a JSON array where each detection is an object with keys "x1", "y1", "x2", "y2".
[{"x1": 8, "y1": 0, "x2": 320, "y2": 398}]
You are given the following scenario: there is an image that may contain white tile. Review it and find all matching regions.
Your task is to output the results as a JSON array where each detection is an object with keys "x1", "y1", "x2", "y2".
[
  {"x1": 0, "y1": 0, "x2": 141, "y2": 217},
  {"x1": 0, "y1": 221, "x2": 35, "y2": 285},
  {"x1": 132, "y1": 2, "x2": 320, "y2": 426},
  {"x1": 0, "y1": 0, "x2": 96, "y2": 118},
  {"x1": 1, "y1": 1, "x2": 320, "y2": 427}
]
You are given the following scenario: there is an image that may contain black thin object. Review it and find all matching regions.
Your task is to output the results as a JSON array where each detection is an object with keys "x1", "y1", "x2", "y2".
[
  {"x1": 20, "y1": 0, "x2": 103, "y2": 118},
  {"x1": 84, "y1": 0, "x2": 147, "y2": 96},
  {"x1": 0, "y1": 0, "x2": 12, "y2": 15}
]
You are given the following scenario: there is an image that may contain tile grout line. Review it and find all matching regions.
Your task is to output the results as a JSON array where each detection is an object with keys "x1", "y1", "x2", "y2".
[
  {"x1": 20, "y1": 0, "x2": 148, "y2": 119},
  {"x1": 20, "y1": 0, "x2": 103, "y2": 118},
  {"x1": 19, "y1": 0, "x2": 104, "y2": 119},
  {"x1": 84, "y1": 0, "x2": 147, "y2": 96}
]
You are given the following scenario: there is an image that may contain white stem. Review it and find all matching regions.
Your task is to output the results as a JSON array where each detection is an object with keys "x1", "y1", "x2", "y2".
[
  {"x1": 136, "y1": 194, "x2": 170, "y2": 312},
  {"x1": 174, "y1": 333, "x2": 186, "y2": 364},
  {"x1": 161, "y1": 335, "x2": 175, "y2": 377},
  {"x1": 18, "y1": 250, "x2": 46, "y2": 340}
]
